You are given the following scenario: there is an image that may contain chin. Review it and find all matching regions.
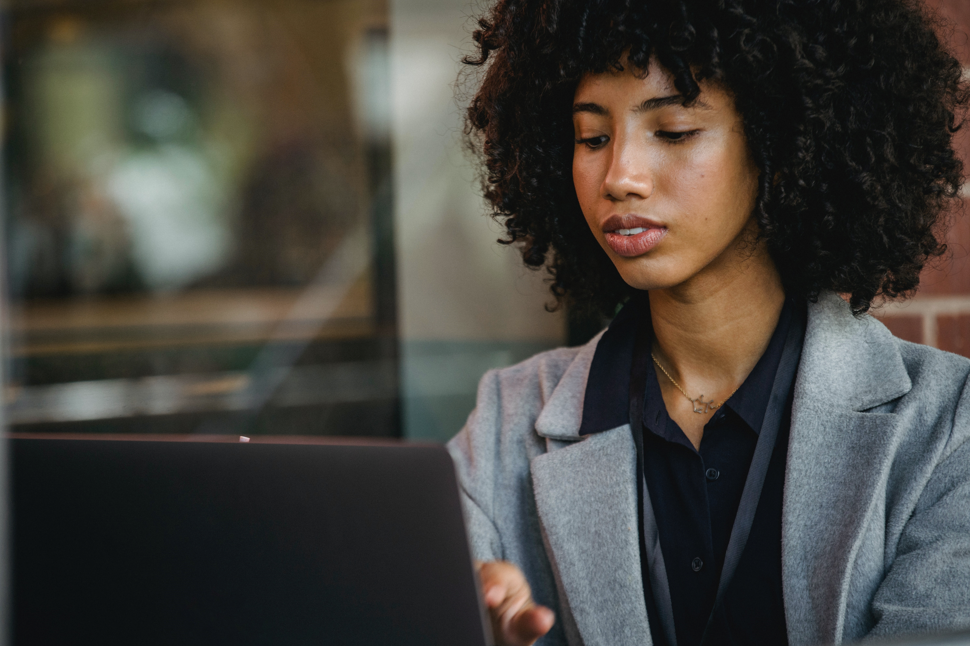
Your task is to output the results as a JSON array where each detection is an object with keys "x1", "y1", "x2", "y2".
[
  {"x1": 608, "y1": 254, "x2": 687, "y2": 291},
  {"x1": 615, "y1": 267, "x2": 685, "y2": 293}
]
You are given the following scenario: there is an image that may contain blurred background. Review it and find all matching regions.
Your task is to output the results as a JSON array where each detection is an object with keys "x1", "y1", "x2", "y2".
[
  {"x1": 0, "y1": 0, "x2": 966, "y2": 443},
  {"x1": 0, "y1": 0, "x2": 563, "y2": 443}
]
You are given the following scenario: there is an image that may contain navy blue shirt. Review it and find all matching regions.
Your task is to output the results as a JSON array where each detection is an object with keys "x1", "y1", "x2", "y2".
[{"x1": 579, "y1": 295, "x2": 803, "y2": 646}]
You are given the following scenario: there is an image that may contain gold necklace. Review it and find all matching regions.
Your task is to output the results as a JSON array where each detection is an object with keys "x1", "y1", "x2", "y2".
[{"x1": 651, "y1": 354, "x2": 741, "y2": 414}]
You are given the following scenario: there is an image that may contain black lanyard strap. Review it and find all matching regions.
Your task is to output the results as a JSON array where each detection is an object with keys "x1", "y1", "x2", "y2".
[
  {"x1": 629, "y1": 304, "x2": 804, "y2": 646},
  {"x1": 629, "y1": 313, "x2": 679, "y2": 646}
]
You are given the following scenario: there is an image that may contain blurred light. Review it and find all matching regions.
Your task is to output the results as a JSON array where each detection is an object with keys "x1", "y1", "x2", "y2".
[{"x1": 132, "y1": 89, "x2": 192, "y2": 141}]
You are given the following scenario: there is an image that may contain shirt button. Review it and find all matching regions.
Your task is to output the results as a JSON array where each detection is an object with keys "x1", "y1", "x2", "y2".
[
  {"x1": 705, "y1": 468, "x2": 720, "y2": 481},
  {"x1": 691, "y1": 557, "x2": 704, "y2": 572}
]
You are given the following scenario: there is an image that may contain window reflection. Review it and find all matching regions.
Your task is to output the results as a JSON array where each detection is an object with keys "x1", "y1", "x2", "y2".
[{"x1": 4, "y1": 0, "x2": 398, "y2": 436}]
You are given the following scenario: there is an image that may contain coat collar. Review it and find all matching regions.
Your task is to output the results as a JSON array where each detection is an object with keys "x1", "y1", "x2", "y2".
[
  {"x1": 793, "y1": 290, "x2": 912, "y2": 411},
  {"x1": 534, "y1": 291, "x2": 911, "y2": 438},
  {"x1": 529, "y1": 291, "x2": 913, "y2": 646},
  {"x1": 533, "y1": 328, "x2": 604, "y2": 440}
]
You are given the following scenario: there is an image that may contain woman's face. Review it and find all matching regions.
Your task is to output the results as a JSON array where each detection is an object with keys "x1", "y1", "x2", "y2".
[{"x1": 572, "y1": 57, "x2": 763, "y2": 293}]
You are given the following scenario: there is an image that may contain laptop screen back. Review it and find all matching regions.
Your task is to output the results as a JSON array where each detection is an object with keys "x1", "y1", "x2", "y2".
[{"x1": 12, "y1": 437, "x2": 490, "y2": 646}]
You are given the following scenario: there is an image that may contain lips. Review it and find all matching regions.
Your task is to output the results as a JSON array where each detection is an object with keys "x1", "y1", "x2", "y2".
[{"x1": 601, "y1": 214, "x2": 667, "y2": 258}]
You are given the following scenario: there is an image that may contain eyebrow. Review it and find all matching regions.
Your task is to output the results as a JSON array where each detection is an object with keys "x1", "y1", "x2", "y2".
[{"x1": 572, "y1": 94, "x2": 712, "y2": 115}]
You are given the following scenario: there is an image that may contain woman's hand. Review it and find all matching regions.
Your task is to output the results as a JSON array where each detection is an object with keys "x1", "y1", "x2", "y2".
[{"x1": 477, "y1": 560, "x2": 555, "y2": 646}]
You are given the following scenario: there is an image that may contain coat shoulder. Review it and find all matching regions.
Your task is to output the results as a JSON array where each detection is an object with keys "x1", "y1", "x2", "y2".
[
  {"x1": 891, "y1": 334, "x2": 970, "y2": 411},
  {"x1": 453, "y1": 330, "x2": 604, "y2": 446},
  {"x1": 894, "y1": 334, "x2": 970, "y2": 380},
  {"x1": 482, "y1": 343, "x2": 588, "y2": 418},
  {"x1": 892, "y1": 336, "x2": 970, "y2": 453}
]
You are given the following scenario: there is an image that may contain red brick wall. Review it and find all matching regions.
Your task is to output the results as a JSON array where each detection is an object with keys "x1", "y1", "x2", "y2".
[{"x1": 874, "y1": 0, "x2": 970, "y2": 357}]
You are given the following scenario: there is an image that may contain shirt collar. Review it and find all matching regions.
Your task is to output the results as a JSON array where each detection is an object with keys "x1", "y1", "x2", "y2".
[
  {"x1": 722, "y1": 298, "x2": 797, "y2": 434},
  {"x1": 578, "y1": 295, "x2": 641, "y2": 435}
]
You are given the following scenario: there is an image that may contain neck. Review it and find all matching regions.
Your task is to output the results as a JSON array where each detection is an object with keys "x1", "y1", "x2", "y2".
[{"x1": 648, "y1": 244, "x2": 785, "y2": 388}]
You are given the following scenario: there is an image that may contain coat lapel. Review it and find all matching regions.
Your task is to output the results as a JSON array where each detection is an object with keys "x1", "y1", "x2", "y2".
[
  {"x1": 531, "y1": 425, "x2": 652, "y2": 646},
  {"x1": 783, "y1": 292, "x2": 912, "y2": 646},
  {"x1": 531, "y1": 329, "x2": 651, "y2": 645}
]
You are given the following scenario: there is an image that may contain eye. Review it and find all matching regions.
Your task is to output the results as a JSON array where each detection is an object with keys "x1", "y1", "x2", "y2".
[
  {"x1": 574, "y1": 135, "x2": 609, "y2": 149},
  {"x1": 656, "y1": 130, "x2": 700, "y2": 143}
]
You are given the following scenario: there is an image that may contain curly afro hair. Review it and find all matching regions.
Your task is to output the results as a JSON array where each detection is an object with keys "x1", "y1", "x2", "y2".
[{"x1": 463, "y1": 0, "x2": 969, "y2": 316}]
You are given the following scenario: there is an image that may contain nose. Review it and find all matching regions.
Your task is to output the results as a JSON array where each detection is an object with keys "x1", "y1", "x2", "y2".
[{"x1": 602, "y1": 135, "x2": 653, "y2": 202}]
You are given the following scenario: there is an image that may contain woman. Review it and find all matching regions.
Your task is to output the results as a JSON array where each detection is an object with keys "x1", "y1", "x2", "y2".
[{"x1": 448, "y1": 1, "x2": 970, "y2": 645}]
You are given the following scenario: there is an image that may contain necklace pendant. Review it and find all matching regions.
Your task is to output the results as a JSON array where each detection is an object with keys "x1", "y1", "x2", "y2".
[{"x1": 692, "y1": 395, "x2": 714, "y2": 414}]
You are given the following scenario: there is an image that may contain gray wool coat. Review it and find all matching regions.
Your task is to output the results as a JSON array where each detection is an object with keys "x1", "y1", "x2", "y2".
[{"x1": 447, "y1": 291, "x2": 970, "y2": 646}]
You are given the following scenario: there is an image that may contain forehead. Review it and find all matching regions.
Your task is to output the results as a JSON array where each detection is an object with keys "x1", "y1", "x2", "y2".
[
  {"x1": 574, "y1": 58, "x2": 677, "y2": 101},
  {"x1": 572, "y1": 57, "x2": 723, "y2": 115}
]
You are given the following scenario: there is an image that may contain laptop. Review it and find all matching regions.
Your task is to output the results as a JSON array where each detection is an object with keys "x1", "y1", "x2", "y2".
[{"x1": 11, "y1": 435, "x2": 492, "y2": 646}]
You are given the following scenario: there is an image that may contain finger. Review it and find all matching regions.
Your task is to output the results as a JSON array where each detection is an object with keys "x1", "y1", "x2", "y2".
[
  {"x1": 477, "y1": 561, "x2": 550, "y2": 645},
  {"x1": 491, "y1": 576, "x2": 531, "y2": 620},
  {"x1": 483, "y1": 581, "x2": 506, "y2": 607},
  {"x1": 509, "y1": 605, "x2": 555, "y2": 642},
  {"x1": 479, "y1": 561, "x2": 527, "y2": 607},
  {"x1": 503, "y1": 604, "x2": 555, "y2": 646},
  {"x1": 477, "y1": 562, "x2": 511, "y2": 607}
]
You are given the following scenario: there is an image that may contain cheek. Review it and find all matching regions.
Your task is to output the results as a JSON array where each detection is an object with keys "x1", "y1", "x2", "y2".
[
  {"x1": 572, "y1": 159, "x2": 598, "y2": 217},
  {"x1": 674, "y1": 145, "x2": 725, "y2": 189},
  {"x1": 681, "y1": 141, "x2": 757, "y2": 224}
]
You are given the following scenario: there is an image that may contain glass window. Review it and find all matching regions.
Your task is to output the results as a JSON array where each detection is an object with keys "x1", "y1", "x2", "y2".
[{"x1": 4, "y1": 0, "x2": 402, "y2": 437}]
